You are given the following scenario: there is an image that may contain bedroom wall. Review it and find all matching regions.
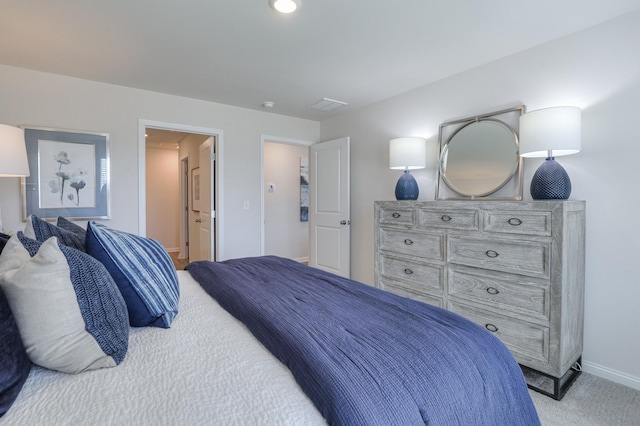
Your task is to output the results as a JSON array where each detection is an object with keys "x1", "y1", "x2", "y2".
[
  {"x1": 145, "y1": 146, "x2": 180, "y2": 251},
  {"x1": 319, "y1": 11, "x2": 640, "y2": 389},
  {"x1": 0, "y1": 64, "x2": 320, "y2": 260}
]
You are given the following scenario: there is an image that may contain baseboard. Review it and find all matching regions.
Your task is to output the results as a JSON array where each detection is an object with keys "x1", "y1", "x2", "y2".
[
  {"x1": 294, "y1": 257, "x2": 309, "y2": 264},
  {"x1": 166, "y1": 248, "x2": 180, "y2": 253},
  {"x1": 582, "y1": 360, "x2": 640, "y2": 391}
]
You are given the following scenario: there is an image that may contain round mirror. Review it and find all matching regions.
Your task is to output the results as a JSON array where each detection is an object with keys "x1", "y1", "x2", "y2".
[{"x1": 440, "y1": 119, "x2": 519, "y2": 197}]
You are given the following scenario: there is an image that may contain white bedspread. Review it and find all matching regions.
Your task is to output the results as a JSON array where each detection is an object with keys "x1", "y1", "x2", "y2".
[{"x1": 1, "y1": 271, "x2": 326, "y2": 425}]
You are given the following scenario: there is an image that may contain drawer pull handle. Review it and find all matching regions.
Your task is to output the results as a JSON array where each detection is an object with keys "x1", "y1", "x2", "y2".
[
  {"x1": 485, "y1": 250, "x2": 499, "y2": 258},
  {"x1": 485, "y1": 324, "x2": 499, "y2": 333},
  {"x1": 486, "y1": 287, "x2": 500, "y2": 295},
  {"x1": 404, "y1": 239, "x2": 414, "y2": 245},
  {"x1": 441, "y1": 215, "x2": 452, "y2": 222},
  {"x1": 392, "y1": 212, "x2": 401, "y2": 218},
  {"x1": 508, "y1": 218, "x2": 523, "y2": 226},
  {"x1": 404, "y1": 268, "x2": 413, "y2": 275}
]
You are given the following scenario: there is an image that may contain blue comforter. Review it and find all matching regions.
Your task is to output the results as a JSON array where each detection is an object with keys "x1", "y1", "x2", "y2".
[{"x1": 187, "y1": 256, "x2": 540, "y2": 425}]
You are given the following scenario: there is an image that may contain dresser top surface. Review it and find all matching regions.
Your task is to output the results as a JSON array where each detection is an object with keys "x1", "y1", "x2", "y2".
[{"x1": 375, "y1": 200, "x2": 585, "y2": 211}]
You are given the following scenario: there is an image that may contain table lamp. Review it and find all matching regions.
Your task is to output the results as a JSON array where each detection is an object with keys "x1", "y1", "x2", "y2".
[
  {"x1": 389, "y1": 137, "x2": 426, "y2": 200},
  {"x1": 0, "y1": 124, "x2": 30, "y2": 231},
  {"x1": 519, "y1": 107, "x2": 581, "y2": 200}
]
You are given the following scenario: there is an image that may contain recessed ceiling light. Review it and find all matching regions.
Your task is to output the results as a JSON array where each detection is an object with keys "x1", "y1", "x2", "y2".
[
  {"x1": 269, "y1": 0, "x2": 300, "y2": 14},
  {"x1": 262, "y1": 101, "x2": 275, "y2": 108}
]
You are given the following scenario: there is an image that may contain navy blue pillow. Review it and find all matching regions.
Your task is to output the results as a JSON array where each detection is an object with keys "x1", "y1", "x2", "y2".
[
  {"x1": 0, "y1": 233, "x2": 9, "y2": 254},
  {"x1": 85, "y1": 222, "x2": 179, "y2": 328},
  {"x1": 0, "y1": 286, "x2": 31, "y2": 417},
  {"x1": 26, "y1": 215, "x2": 85, "y2": 252},
  {"x1": 56, "y1": 217, "x2": 87, "y2": 240}
]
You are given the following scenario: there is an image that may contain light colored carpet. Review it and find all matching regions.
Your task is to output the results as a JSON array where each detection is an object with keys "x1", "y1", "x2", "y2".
[{"x1": 530, "y1": 373, "x2": 640, "y2": 425}]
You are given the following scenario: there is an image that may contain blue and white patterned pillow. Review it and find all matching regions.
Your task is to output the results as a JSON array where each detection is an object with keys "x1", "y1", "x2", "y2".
[
  {"x1": 24, "y1": 215, "x2": 85, "y2": 252},
  {"x1": 85, "y1": 222, "x2": 179, "y2": 328},
  {"x1": 0, "y1": 233, "x2": 129, "y2": 374}
]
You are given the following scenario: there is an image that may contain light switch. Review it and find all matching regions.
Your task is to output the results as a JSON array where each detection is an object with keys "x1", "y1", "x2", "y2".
[{"x1": 268, "y1": 183, "x2": 276, "y2": 192}]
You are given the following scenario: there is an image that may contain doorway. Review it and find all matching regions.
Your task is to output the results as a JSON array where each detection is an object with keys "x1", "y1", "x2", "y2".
[
  {"x1": 260, "y1": 135, "x2": 313, "y2": 262},
  {"x1": 139, "y1": 120, "x2": 224, "y2": 264}
]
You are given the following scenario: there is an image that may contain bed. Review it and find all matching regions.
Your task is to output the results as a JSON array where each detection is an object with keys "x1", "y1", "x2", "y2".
[
  {"x1": 1, "y1": 217, "x2": 539, "y2": 425},
  {"x1": 2, "y1": 269, "x2": 326, "y2": 425}
]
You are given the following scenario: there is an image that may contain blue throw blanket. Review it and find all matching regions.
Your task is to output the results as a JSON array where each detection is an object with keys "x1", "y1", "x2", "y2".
[{"x1": 187, "y1": 256, "x2": 539, "y2": 425}]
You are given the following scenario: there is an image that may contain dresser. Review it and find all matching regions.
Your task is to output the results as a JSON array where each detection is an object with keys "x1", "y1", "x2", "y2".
[{"x1": 374, "y1": 200, "x2": 585, "y2": 399}]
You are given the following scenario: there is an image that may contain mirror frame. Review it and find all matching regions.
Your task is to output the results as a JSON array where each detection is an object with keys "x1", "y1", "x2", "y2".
[{"x1": 436, "y1": 106, "x2": 525, "y2": 200}]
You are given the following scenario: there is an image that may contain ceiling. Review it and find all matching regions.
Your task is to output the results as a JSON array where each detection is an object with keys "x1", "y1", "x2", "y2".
[
  {"x1": 2, "y1": 1, "x2": 639, "y2": 121},
  {"x1": 145, "y1": 128, "x2": 192, "y2": 150}
]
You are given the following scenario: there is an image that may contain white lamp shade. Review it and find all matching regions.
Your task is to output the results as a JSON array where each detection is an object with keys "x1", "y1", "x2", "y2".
[
  {"x1": 389, "y1": 137, "x2": 427, "y2": 170},
  {"x1": 0, "y1": 124, "x2": 30, "y2": 177},
  {"x1": 519, "y1": 106, "x2": 582, "y2": 158}
]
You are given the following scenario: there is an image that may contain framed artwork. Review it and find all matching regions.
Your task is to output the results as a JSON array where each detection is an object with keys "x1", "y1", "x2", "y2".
[
  {"x1": 300, "y1": 157, "x2": 308, "y2": 222},
  {"x1": 191, "y1": 167, "x2": 201, "y2": 212},
  {"x1": 21, "y1": 126, "x2": 110, "y2": 220}
]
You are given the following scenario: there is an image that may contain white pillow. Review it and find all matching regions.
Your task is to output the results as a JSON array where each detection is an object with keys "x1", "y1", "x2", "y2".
[{"x1": 0, "y1": 235, "x2": 129, "y2": 374}]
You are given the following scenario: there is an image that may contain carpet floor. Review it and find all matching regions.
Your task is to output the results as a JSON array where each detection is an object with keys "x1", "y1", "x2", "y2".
[{"x1": 530, "y1": 372, "x2": 640, "y2": 425}]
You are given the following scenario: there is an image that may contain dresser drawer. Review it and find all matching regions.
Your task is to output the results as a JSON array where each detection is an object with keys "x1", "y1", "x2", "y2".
[
  {"x1": 484, "y1": 211, "x2": 552, "y2": 236},
  {"x1": 418, "y1": 208, "x2": 479, "y2": 230},
  {"x1": 379, "y1": 228, "x2": 443, "y2": 260},
  {"x1": 448, "y1": 301, "x2": 549, "y2": 363},
  {"x1": 380, "y1": 255, "x2": 443, "y2": 291},
  {"x1": 378, "y1": 207, "x2": 415, "y2": 226},
  {"x1": 380, "y1": 278, "x2": 444, "y2": 308},
  {"x1": 448, "y1": 267, "x2": 550, "y2": 323},
  {"x1": 448, "y1": 236, "x2": 550, "y2": 279}
]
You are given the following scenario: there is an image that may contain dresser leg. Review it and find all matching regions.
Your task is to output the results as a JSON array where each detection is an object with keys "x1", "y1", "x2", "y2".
[{"x1": 520, "y1": 357, "x2": 582, "y2": 400}]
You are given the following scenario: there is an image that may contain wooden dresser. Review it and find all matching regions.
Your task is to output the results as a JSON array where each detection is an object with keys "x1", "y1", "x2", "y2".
[{"x1": 374, "y1": 200, "x2": 585, "y2": 399}]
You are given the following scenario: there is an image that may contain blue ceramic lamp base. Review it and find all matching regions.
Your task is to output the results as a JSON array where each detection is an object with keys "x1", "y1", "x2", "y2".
[
  {"x1": 395, "y1": 170, "x2": 419, "y2": 200},
  {"x1": 530, "y1": 157, "x2": 572, "y2": 200}
]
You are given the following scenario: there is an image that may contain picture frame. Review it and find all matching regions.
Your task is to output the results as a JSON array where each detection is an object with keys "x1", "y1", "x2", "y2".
[
  {"x1": 191, "y1": 167, "x2": 201, "y2": 212},
  {"x1": 21, "y1": 126, "x2": 110, "y2": 220},
  {"x1": 300, "y1": 157, "x2": 309, "y2": 222}
]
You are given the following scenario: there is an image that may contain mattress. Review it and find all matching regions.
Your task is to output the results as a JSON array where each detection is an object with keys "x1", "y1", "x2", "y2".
[{"x1": 1, "y1": 271, "x2": 326, "y2": 425}]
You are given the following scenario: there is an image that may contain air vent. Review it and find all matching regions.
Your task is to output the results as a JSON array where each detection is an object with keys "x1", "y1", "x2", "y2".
[{"x1": 309, "y1": 97, "x2": 348, "y2": 111}]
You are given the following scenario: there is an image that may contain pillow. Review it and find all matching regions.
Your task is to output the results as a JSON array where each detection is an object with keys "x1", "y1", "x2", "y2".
[
  {"x1": 0, "y1": 233, "x2": 129, "y2": 374},
  {"x1": 24, "y1": 215, "x2": 85, "y2": 252},
  {"x1": 85, "y1": 221, "x2": 179, "y2": 328},
  {"x1": 0, "y1": 286, "x2": 31, "y2": 418},
  {"x1": 0, "y1": 232, "x2": 10, "y2": 253},
  {"x1": 56, "y1": 216, "x2": 87, "y2": 239}
]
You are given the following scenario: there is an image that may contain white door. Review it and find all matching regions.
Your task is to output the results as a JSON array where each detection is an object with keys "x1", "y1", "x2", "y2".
[
  {"x1": 309, "y1": 137, "x2": 350, "y2": 277},
  {"x1": 199, "y1": 137, "x2": 215, "y2": 261}
]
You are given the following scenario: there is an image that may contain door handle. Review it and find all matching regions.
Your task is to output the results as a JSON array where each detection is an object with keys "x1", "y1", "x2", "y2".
[
  {"x1": 340, "y1": 220, "x2": 351, "y2": 225},
  {"x1": 195, "y1": 218, "x2": 202, "y2": 223}
]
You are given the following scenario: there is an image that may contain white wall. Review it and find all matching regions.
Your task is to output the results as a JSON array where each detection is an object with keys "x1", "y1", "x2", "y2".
[
  {"x1": 0, "y1": 64, "x2": 320, "y2": 260},
  {"x1": 264, "y1": 142, "x2": 309, "y2": 261},
  {"x1": 145, "y1": 146, "x2": 180, "y2": 250},
  {"x1": 320, "y1": 11, "x2": 640, "y2": 389}
]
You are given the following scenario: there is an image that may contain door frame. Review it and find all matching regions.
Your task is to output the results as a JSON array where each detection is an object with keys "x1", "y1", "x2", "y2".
[
  {"x1": 259, "y1": 134, "x2": 313, "y2": 256},
  {"x1": 138, "y1": 119, "x2": 225, "y2": 260}
]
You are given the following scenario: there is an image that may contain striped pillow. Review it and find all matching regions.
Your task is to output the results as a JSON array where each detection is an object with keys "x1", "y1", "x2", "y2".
[{"x1": 85, "y1": 222, "x2": 179, "y2": 328}]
